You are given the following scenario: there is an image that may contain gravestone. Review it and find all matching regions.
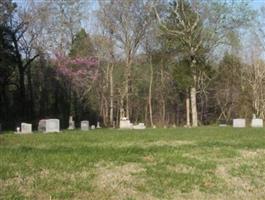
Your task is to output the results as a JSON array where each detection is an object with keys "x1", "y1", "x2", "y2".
[
  {"x1": 251, "y1": 118, "x2": 263, "y2": 128},
  {"x1": 46, "y1": 119, "x2": 60, "y2": 132},
  {"x1": 133, "y1": 123, "x2": 146, "y2": 130},
  {"x1": 119, "y1": 108, "x2": 133, "y2": 129},
  {"x1": 16, "y1": 127, "x2": 20, "y2": 133},
  {"x1": 96, "y1": 122, "x2": 101, "y2": 128},
  {"x1": 120, "y1": 118, "x2": 133, "y2": 129},
  {"x1": 38, "y1": 119, "x2": 60, "y2": 133},
  {"x1": 219, "y1": 119, "x2": 227, "y2": 127},
  {"x1": 219, "y1": 124, "x2": 227, "y2": 127},
  {"x1": 21, "y1": 123, "x2": 32, "y2": 133},
  {"x1": 81, "y1": 121, "x2": 89, "y2": 131},
  {"x1": 233, "y1": 119, "x2": 246, "y2": 128},
  {"x1": 38, "y1": 119, "x2": 46, "y2": 132},
  {"x1": 68, "y1": 116, "x2": 75, "y2": 130},
  {"x1": 91, "y1": 125, "x2": 95, "y2": 130}
]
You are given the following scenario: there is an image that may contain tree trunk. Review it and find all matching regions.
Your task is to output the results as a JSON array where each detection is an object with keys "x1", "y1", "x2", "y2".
[
  {"x1": 186, "y1": 92, "x2": 191, "y2": 127},
  {"x1": 160, "y1": 68, "x2": 166, "y2": 125},
  {"x1": 148, "y1": 56, "x2": 153, "y2": 127},
  {"x1": 125, "y1": 54, "x2": 132, "y2": 119},
  {"x1": 109, "y1": 64, "x2": 114, "y2": 125},
  {"x1": 125, "y1": 60, "x2": 129, "y2": 119},
  {"x1": 190, "y1": 87, "x2": 198, "y2": 127},
  {"x1": 27, "y1": 66, "x2": 35, "y2": 120},
  {"x1": 18, "y1": 67, "x2": 26, "y2": 119}
]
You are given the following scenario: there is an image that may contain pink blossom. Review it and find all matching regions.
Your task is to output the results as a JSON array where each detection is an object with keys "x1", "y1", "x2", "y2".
[{"x1": 54, "y1": 52, "x2": 99, "y2": 92}]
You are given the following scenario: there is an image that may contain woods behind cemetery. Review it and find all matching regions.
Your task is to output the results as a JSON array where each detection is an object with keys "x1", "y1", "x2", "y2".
[{"x1": 1, "y1": 0, "x2": 265, "y2": 129}]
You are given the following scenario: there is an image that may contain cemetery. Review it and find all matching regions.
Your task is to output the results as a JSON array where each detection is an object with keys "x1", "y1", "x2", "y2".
[{"x1": 1, "y1": 0, "x2": 265, "y2": 199}]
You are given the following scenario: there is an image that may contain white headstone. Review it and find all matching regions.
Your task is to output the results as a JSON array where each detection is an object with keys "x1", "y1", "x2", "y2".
[
  {"x1": 119, "y1": 119, "x2": 133, "y2": 129},
  {"x1": 233, "y1": 119, "x2": 246, "y2": 128},
  {"x1": 21, "y1": 123, "x2": 32, "y2": 133},
  {"x1": 38, "y1": 119, "x2": 46, "y2": 132},
  {"x1": 133, "y1": 123, "x2": 146, "y2": 130},
  {"x1": 96, "y1": 122, "x2": 101, "y2": 128},
  {"x1": 45, "y1": 119, "x2": 60, "y2": 133},
  {"x1": 91, "y1": 125, "x2": 95, "y2": 130},
  {"x1": 251, "y1": 118, "x2": 263, "y2": 128},
  {"x1": 16, "y1": 127, "x2": 20, "y2": 133},
  {"x1": 219, "y1": 124, "x2": 227, "y2": 127},
  {"x1": 81, "y1": 120, "x2": 89, "y2": 131},
  {"x1": 68, "y1": 116, "x2": 75, "y2": 130}
]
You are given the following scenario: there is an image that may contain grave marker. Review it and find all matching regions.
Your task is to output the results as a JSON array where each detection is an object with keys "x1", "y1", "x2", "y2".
[
  {"x1": 21, "y1": 123, "x2": 32, "y2": 133},
  {"x1": 233, "y1": 119, "x2": 246, "y2": 128},
  {"x1": 81, "y1": 121, "x2": 89, "y2": 131}
]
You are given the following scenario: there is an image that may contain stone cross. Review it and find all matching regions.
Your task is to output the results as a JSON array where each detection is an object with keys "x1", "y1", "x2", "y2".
[{"x1": 68, "y1": 116, "x2": 75, "y2": 130}]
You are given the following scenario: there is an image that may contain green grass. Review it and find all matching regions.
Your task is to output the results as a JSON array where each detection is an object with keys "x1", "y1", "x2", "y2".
[{"x1": 1, "y1": 127, "x2": 265, "y2": 199}]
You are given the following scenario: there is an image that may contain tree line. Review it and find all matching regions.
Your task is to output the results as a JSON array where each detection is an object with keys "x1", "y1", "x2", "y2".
[{"x1": 1, "y1": 0, "x2": 265, "y2": 130}]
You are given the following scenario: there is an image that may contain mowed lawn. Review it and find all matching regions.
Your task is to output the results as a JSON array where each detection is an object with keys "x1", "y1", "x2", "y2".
[{"x1": 1, "y1": 128, "x2": 265, "y2": 200}]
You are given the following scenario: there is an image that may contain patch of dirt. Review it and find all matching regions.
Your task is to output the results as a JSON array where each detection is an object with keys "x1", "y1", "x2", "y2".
[
  {"x1": 167, "y1": 164, "x2": 195, "y2": 174},
  {"x1": 93, "y1": 163, "x2": 157, "y2": 200},
  {"x1": 215, "y1": 163, "x2": 265, "y2": 200},
  {"x1": 240, "y1": 149, "x2": 265, "y2": 159},
  {"x1": 143, "y1": 155, "x2": 155, "y2": 163},
  {"x1": 144, "y1": 140, "x2": 194, "y2": 147},
  {"x1": 89, "y1": 140, "x2": 194, "y2": 149}
]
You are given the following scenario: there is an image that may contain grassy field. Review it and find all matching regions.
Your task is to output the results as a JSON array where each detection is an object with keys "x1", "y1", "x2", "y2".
[{"x1": 1, "y1": 127, "x2": 265, "y2": 200}]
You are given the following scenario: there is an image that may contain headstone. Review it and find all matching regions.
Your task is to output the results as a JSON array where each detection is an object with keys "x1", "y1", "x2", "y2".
[
  {"x1": 251, "y1": 118, "x2": 263, "y2": 128},
  {"x1": 233, "y1": 119, "x2": 246, "y2": 128},
  {"x1": 120, "y1": 118, "x2": 133, "y2": 129},
  {"x1": 152, "y1": 125, "x2": 156, "y2": 129},
  {"x1": 45, "y1": 119, "x2": 60, "y2": 133},
  {"x1": 91, "y1": 125, "x2": 95, "y2": 130},
  {"x1": 219, "y1": 119, "x2": 227, "y2": 127},
  {"x1": 38, "y1": 119, "x2": 46, "y2": 132},
  {"x1": 81, "y1": 120, "x2": 89, "y2": 131},
  {"x1": 219, "y1": 124, "x2": 227, "y2": 127},
  {"x1": 68, "y1": 116, "x2": 75, "y2": 130},
  {"x1": 133, "y1": 123, "x2": 146, "y2": 130},
  {"x1": 172, "y1": 124, "x2": 177, "y2": 128},
  {"x1": 96, "y1": 121, "x2": 101, "y2": 128},
  {"x1": 21, "y1": 123, "x2": 32, "y2": 133},
  {"x1": 16, "y1": 127, "x2": 20, "y2": 133},
  {"x1": 38, "y1": 119, "x2": 60, "y2": 133}
]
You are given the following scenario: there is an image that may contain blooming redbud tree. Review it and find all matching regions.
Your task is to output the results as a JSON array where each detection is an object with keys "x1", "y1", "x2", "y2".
[{"x1": 55, "y1": 53, "x2": 99, "y2": 96}]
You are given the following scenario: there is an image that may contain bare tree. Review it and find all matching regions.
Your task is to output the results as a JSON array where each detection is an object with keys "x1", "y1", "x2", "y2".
[
  {"x1": 155, "y1": 0, "x2": 253, "y2": 127},
  {"x1": 98, "y1": 0, "x2": 152, "y2": 120}
]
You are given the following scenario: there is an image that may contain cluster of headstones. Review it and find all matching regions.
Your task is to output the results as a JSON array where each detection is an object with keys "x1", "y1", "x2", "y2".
[
  {"x1": 80, "y1": 120, "x2": 101, "y2": 130},
  {"x1": 119, "y1": 117, "x2": 146, "y2": 129},
  {"x1": 15, "y1": 119, "x2": 101, "y2": 134},
  {"x1": 232, "y1": 117, "x2": 263, "y2": 128}
]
